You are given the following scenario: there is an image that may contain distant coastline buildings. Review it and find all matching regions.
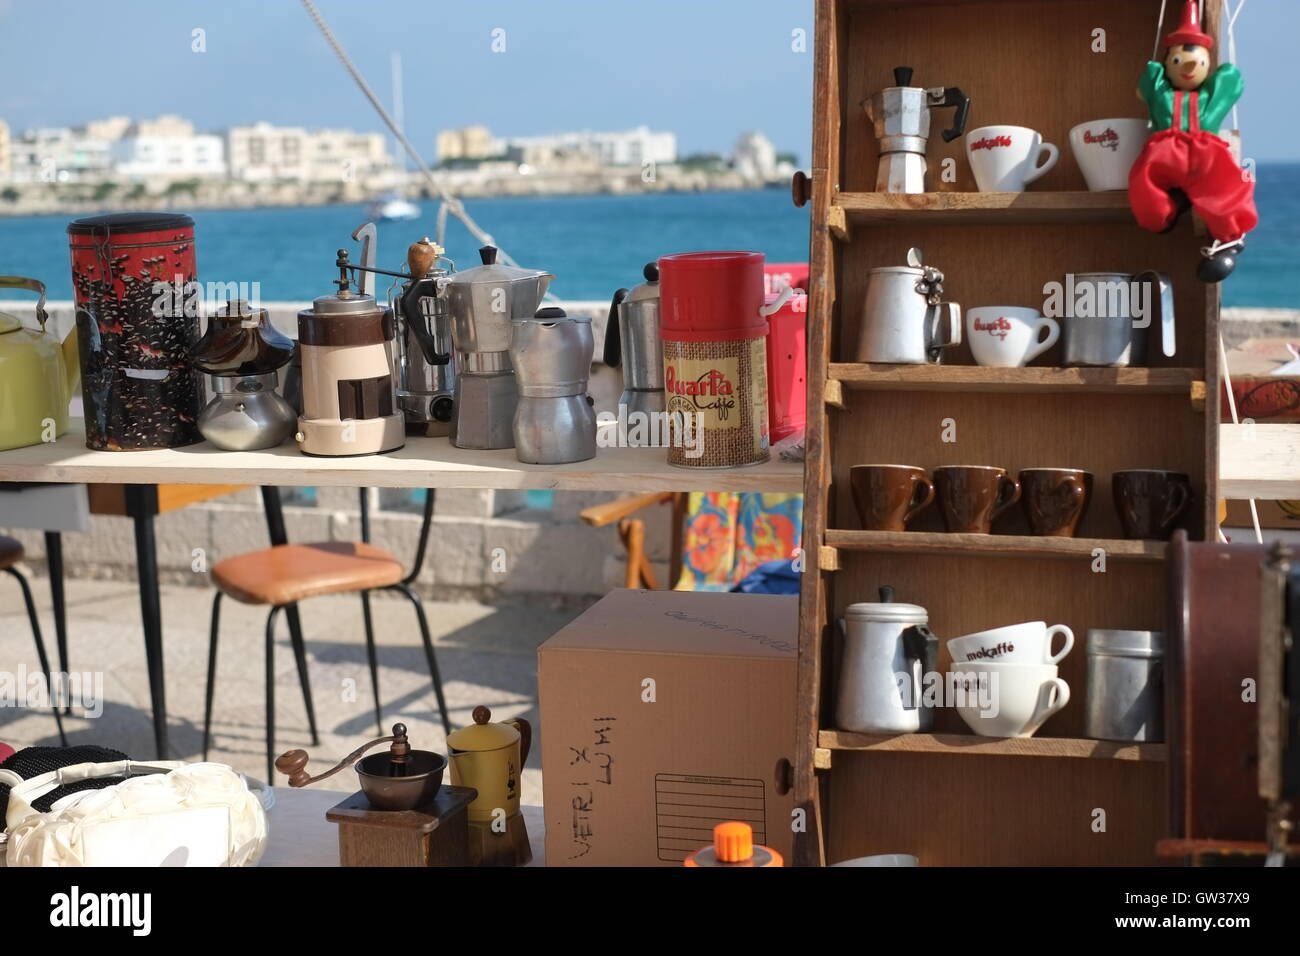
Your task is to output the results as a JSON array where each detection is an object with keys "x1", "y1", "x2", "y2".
[{"x1": 0, "y1": 115, "x2": 796, "y2": 214}]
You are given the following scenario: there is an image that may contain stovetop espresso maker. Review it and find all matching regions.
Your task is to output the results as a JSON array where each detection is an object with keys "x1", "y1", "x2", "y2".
[
  {"x1": 863, "y1": 66, "x2": 970, "y2": 193},
  {"x1": 444, "y1": 246, "x2": 553, "y2": 450},
  {"x1": 395, "y1": 237, "x2": 456, "y2": 436}
]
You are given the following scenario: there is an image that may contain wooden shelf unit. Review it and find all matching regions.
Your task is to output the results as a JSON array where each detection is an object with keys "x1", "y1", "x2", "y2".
[{"x1": 796, "y1": 0, "x2": 1223, "y2": 866}]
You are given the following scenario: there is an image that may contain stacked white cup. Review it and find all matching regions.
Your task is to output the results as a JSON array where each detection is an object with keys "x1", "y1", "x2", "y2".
[{"x1": 947, "y1": 622, "x2": 1073, "y2": 737}]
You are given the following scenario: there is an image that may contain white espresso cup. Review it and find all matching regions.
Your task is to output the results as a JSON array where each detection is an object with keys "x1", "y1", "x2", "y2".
[
  {"x1": 1069, "y1": 118, "x2": 1151, "y2": 191},
  {"x1": 952, "y1": 662, "x2": 1070, "y2": 738},
  {"x1": 966, "y1": 307, "x2": 1060, "y2": 368},
  {"x1": 966, "y1": 125, "x2": 1059, "y2": 192},
  {"x1": 947, "y1": 620, "x2": 1074, "y2": 665}
]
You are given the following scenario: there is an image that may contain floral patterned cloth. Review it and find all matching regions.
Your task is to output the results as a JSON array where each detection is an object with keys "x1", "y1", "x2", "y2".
[{"x1": 675, "y1": 492, "x2": 804, "y2": 591}]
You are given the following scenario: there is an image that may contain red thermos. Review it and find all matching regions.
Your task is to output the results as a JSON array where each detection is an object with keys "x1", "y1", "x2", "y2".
[{"x1": 658, "y1": 251, "x2": 790, "y2": 468}]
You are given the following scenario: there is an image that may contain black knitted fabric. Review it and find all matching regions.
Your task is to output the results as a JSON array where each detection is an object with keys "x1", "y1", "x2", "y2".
[{"x1": 0, "y1": 745, "x2": 130, "y2": 829}]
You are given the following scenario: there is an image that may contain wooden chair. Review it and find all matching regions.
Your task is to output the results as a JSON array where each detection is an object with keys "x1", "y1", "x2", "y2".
[
  {"x1": 202, "y1": 488, "x2": 450, "y2": 780},
  {"x1": 0, "y1": 536, "x2": 66, "y2": 745},
  {"x1": 579, "y1": 492, "x2": 687, "y2": 589}
]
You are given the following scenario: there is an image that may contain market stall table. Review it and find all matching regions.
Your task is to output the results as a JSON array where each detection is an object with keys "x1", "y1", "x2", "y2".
[{"x1": 260, "y1": 787, "x2": 546, "y2": 867}]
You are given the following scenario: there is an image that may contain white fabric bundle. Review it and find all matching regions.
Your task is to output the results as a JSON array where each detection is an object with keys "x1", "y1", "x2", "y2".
[{"x1": 2, "y1": 761, "x2": 268, "y2": 867}]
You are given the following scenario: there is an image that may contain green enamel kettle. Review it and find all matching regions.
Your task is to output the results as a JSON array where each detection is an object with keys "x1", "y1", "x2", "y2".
[{"x1": 0, "y1": 276, "x2": 80, "y2": 451}]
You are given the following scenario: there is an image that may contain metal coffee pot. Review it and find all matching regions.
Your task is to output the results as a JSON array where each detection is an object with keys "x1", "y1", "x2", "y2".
[
  {"x1": 510, "y1": 307, "x2": 597, "y2": 464},
  {"x1": 854, "y1": 247, "x2": 961, "y2": 364},
  {"x1": 444, "y1": 246, "x2": 554, "y2": 449},
  {"x1": 1061, "y1": 271, "x2": 1176, "y2": 367},
  {"x1": 192, "y1": 300, "x2": 297, "y2": 451},
  {"x1": 835, "y1": 586, "x2": 938, "y2": 735},
  {"x1": 395, "y1": 237, "x2": 456, "y2": 435},
  {"x1": 863, "y1": 66, "x2": 971, "y2": 193},
  {"x1": 604, "y1": 262, "x2": 665, "y2": 416}
]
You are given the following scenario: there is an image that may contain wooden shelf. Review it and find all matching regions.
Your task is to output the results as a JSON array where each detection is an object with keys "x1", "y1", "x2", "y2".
[
  {"x1": 828, "y1": 364, "x2": 1202, "y2": 395},
  {"x1": 818, "y1": 730, "x2": 1167, "y2": 762},
  {"x1": 822, "y1": 530, "x2": 1165, "y2": 562},
  {"x1": 0, "y1": 419, "x2": 803, "y2": 493},
  {"x1": 834, "y1": 191, "x2": 1134, "y2": 226}
]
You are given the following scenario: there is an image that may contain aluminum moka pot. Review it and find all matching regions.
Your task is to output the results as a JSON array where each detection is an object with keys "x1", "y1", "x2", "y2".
[
  {"x1": 604, "y1": 262, "x2": 665, "y2": 417},
  {"x1": 510, "y1": 306, "x2": 596, "y2": 464},
  {"x1": 1062, "y1": 271, "x2": 1176, "y2": 367},
  {"x1": 443, "y1": 246, "x2": 553, "y2": 449},
  {"x1": 853, "y1": 247, "x2": 961, "y2": 364},
  {"x1": 863, "y1": 66, "x2": 971, "y2": 193}
]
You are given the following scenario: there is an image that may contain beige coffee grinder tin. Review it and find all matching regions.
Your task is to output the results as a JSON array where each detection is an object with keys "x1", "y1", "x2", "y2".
[
  {"x1": 294, "y1": 247, "x2": 405, "y2": 456},
  {"x1": 658, "y1": 251, "x2": 792, "y2": 468}
]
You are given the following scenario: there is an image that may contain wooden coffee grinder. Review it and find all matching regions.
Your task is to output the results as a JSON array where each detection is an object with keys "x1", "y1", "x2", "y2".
[{"x1": 275, "y1": 723, "x2": 476, "y2": 867}]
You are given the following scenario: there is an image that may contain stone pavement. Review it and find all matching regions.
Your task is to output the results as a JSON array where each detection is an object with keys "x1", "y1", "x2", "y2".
[{"x1": 0, "y1": 573, "x2": 592, "y2": 806}]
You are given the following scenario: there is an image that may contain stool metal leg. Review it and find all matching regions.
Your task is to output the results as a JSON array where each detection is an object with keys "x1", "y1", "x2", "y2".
[
  {"x1": 5, "y1": 567, "x2": 67, "y2": 746},
  {"x1": 44, "y1": 531, "x2": 71, "y2": 714},
  {"x1": 388, "y1": 582, "x2": 451, "y2": 736},
  {"x1": 284, "y1": 604, "x2": 319, "y2": 746},
  {"x1": 265, "y1": 604, "x2": 285, "y2": 784},
  {"x1": 360, "y1": 590, "x2": 382, "y2": 734},
  {"x1": 202, "y1": 591, "x2": 223, "y2": 761}
]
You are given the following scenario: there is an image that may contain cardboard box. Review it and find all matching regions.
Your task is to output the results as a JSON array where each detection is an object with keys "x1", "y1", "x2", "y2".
[{"x1": 539, "y1": 589, "x2": 797, "y2": 866}]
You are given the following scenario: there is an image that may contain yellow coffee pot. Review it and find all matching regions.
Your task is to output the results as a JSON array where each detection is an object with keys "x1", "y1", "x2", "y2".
[
  {"x1": 0, "y1": 276, "x2": 80, "y2": 451},
  {"x1": 447, "y1": 705, "x2": 531, "y2": 824}
]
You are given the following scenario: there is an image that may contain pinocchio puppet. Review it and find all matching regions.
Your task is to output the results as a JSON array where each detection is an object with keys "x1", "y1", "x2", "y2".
[{"x1": 1129, "y1": 0, "x2": 1256, "y2": 282}]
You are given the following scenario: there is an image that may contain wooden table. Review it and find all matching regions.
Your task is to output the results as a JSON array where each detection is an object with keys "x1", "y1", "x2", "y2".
[{"x1": 260, "y1": 787, "x2": 546, "y2": 867}]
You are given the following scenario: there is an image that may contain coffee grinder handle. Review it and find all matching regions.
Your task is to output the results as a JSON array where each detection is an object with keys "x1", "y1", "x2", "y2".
[
  {"x1": 400, "y1": 277, "x2": 450, "y2": 366},
  {"x1": 938, "y1": 87, "x2": 971, "y2": 142},
  {"x1": 604, "y1": 288, "x2": 629, "y2": 368}
]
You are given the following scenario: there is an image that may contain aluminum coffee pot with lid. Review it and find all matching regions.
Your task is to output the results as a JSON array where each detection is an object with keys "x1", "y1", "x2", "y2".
[
  {"x1": 835, "y1": 586, "x2": 938, "y2": 735},
  {"x1": 604, "y1": 262, "x2": 665, "y2": 417},
  {"x1": 863, "y1": 66, "x2": 971, "y2": 193},
  {"x1": 443, "y1": 246, "x2": 553, "y2": 449},
  {"x1": 853, "y1": 247, "x2": 961, "y2": 364},
  {"x1": 511, "y1": 306, "x2": 596, "y2": 464}
]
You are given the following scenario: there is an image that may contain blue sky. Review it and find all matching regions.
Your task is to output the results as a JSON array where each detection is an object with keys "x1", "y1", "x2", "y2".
[{"x1": 0, "y1": 0, "x2": 1294, "y2": 162}]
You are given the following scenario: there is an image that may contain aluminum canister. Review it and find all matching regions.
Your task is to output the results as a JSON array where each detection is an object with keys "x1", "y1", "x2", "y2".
[
  {"x1": 1085, "y1": 629, "x2": 1164, "y2": 742},
  {"x1": 835, "y1": 593, "x2": 935, "y2": 734}
]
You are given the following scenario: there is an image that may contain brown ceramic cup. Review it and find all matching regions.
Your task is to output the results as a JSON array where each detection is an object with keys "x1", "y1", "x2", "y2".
[
  {"x1": 1019, "y1": 468, "x2": 1094, "y2": 537},
  {"x1": 934, "y1": 465, "x2": 1021, "y2": 534},
  {"x1": 1113, "y1": 469, "x2": 1194, "y2": 539},
  {"x1": 849, "y1": 464, "x2": 936, "y2": 531}
]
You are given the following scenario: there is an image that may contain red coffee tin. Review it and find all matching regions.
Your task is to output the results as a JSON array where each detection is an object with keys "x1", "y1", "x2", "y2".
[{"x1": 67, "y1": 212, "x2": 202, "y2": 450}]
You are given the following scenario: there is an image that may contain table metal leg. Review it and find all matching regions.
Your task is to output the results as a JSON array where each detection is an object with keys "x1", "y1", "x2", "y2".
[
  {"x1": 44, "y1": 530, "x2": 70, "y2": 715},
  {"x1": 131, "y1": 505, "x2": 168, "y2": 759}
]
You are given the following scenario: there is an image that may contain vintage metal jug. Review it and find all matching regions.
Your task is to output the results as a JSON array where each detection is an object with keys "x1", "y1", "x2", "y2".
[
  {"x1": 863, "y1": 66, "x2": 971, "y2": 193},
  {"x1": 604, "y1": 263, "x2": 665, "y2": 416},
  {"x1": 0, "y1": 276, "x2": 80, "y2": 451},
  {"x1": 853, "y1": 248, "x2": 961, "y2": 364},
  {"x1": 1061, "y1": 270, "x2": 1176, "y2": 367},
  {"x1": 834, "y1": 586, "x2": 938, "y2": 734}
]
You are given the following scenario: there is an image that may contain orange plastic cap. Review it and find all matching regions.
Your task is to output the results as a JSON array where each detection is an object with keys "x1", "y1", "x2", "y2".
[{"x1": 713, "y1": 821, "x2": 754, "y2": 862}]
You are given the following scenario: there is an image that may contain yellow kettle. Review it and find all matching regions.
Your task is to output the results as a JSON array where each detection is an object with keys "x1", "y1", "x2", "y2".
[
  {"x1": 0, "y1": 276, "x2": 80, "y2": 451},
  {"x1": 447, "y1": 705, "x2": 531, "y2": 824}
]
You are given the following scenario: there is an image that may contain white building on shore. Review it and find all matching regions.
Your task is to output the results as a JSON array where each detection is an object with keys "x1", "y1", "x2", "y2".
[
  {"x1": 227, "y1": 122, "x2": 391, "y2": 182},
  {"x1": 732, "y1": 130, "x2": 778, "y2": 181},
  {"x1": 112, "y1": 115, "x2": 226, "y2": 179},
  {"x1": 438, "y1": 125, "x2": 676, "y2": 169},
  {"x1": 8, "y1": 126, "x2": 114, "y2": 183}
]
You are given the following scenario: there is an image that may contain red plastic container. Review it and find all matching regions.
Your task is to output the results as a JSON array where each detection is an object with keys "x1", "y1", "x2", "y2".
[{"x1": 765, "y1": 288, "x2": 807, "y2": 444}]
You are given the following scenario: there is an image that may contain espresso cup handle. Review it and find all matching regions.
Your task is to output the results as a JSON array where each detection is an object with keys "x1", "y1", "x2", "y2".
[
  {"x1": 905, "y1": 475, "x2": 936, "y2": 524},
  {"x1": 1046, "y1": 624, "x2": 1075, "y2": 664},
  {"x1": 1159, "y1": 481, "x2": 1193, "y2": 532},
  {"x1": 1024, "y1": 142, "x2": 1059, "y2": 185},
  {"x1": 1024, "y1": 316, "x2": 1060, "y2": 362},
  {"x1": 991, "y1": 474, "x2": 1022, "y2": 522},
  {"x1": 1025, "y1": 677, "x2": 1071, "y2": 737}
]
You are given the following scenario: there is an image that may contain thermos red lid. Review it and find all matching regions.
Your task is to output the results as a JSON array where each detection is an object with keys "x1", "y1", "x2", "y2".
[
  {"x1": 67, "y1": 212, "x2": 194, "y2": 236},
  {"x1": 658, "y1": 250, "x2": 767, "y2": 340}
]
